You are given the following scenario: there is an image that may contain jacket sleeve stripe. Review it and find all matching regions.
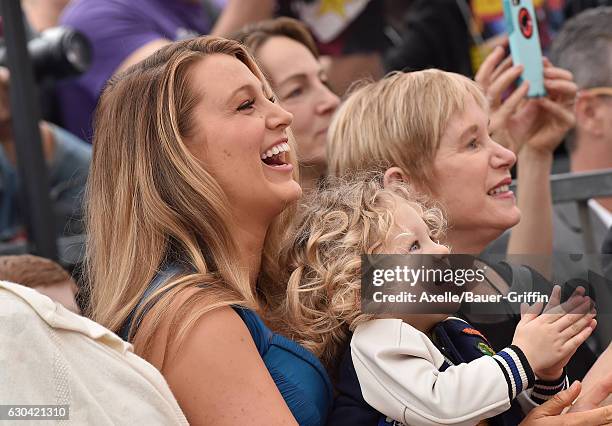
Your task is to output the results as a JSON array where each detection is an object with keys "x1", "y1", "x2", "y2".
[{"x1": 492, "y1": 346, "x2": 535, "y2": 400}]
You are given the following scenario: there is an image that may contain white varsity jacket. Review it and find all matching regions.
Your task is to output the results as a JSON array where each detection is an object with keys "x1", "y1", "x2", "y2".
[{"x1": 351, "y1": 318, "x2": 568, "y2": 426}]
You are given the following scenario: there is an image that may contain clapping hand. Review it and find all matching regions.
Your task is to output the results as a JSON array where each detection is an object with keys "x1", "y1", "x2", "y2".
[{"x1": 512, "y1": 286, "x2": 596, "y2": 381}]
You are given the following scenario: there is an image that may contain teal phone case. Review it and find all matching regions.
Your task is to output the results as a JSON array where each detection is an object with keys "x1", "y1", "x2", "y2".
[{"x1": 503, "y1": 0, "x2": 546, "y2": 97}]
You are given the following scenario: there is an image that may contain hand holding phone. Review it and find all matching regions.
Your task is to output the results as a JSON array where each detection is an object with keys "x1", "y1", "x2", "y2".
[{"x1": 503, "y1": 0, "x2": 546, "y2": 97}]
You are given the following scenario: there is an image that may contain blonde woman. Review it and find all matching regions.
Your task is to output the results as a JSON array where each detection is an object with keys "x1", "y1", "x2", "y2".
[
  {"x1": 280, "y1": 173, "x2": 594, "y2": 426},
  {"x1": 325, "y1": 68, "x2": 601, "y2": 381},
  {"x1": 232, "y1": 17, "x2": 340, "y2": 192},
  {"x1": 85, "y1": 36, "x2": 331, "y2": 425},
  {"x1": 328, "y1": 65, "x2": 574, "y2": 256}
]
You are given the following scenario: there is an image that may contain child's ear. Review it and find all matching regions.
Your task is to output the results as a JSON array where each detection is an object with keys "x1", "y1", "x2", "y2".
[{"x1": 383, "y1": 167, "x2": 409, "y2": 188}]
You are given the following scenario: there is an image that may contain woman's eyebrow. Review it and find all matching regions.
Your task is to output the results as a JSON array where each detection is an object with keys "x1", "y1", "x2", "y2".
[
  {"x1": 227, "y1": 82, "x2": 266, "y2": 100},
  {"x1": 458, "y1": 124, "x2": 479, "y2": 142},
  {"x1": 277, "y1": 73, "x2": 307, "y2": 87}
]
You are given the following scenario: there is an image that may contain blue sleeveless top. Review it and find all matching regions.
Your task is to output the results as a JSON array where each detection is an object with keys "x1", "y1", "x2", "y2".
[{"x1": 118, "y1": 265, "x2": 333, "y2": 426}]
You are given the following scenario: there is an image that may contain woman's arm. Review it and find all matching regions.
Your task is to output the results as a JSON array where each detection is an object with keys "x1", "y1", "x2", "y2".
[
  {"x1": 510, "y1": 146, "x2": 554, "y2": 256},
  {"x1": 573, "y1": 343, "x2": 612, "y2": 410},
  {"x1": 521, "y1": 381, "x2": 612, "y2": 425},
  {"x1": 140, "y1": 300, "x2": 297, "y2": 425},
  {"x1": 163, "y1": 307, "x2": 297, "y2": 425}
]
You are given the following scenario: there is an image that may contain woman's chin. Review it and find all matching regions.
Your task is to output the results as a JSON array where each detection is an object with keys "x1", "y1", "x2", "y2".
[
  {"x1": 490, "y1": 205, "x2": 521, "y2": 231},
  {"x1": 506, "y1": 207, "x2": 522, "y2": 228},
  {"x1": 275, "y1": 180, "x2": 303, "y2": 205}
]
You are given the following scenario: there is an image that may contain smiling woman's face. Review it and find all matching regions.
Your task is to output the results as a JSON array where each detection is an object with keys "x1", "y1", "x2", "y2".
[
  {"x1": 185, "y1": 54, "x2": 302, "y2": 222},
  {"x1": 432, "y1": 96, "x2": 521, "y2": 247},
  {"x1": 256, "y1": 36, "x2": 340, "y2": 169}
]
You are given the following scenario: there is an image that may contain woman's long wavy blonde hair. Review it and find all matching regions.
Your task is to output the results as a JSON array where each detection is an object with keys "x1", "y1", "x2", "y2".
[
  {"x1": 85, "y1": 36, "x2": 298, "y2": 362},
  {"x1": 278, "y1": 172, "x2": 446, "y2": 372}
]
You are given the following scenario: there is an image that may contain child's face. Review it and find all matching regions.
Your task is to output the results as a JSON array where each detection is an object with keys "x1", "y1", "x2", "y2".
[
  {"x1": 384, "y1": 195, "x2": 449, "y2": 256},
  {"x1": 381, "y1": 195, "x2": 457, "y2": 330}
]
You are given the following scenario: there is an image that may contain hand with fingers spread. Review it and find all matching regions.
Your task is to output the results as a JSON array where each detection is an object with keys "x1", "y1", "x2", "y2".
[
  {"x1": 475, "y1": 45, "x2": 576, "y2": 155},
  {"x1": 512, "y1": 286, "x2": 597, "y2": 381},
  {"x1": 520, "y1": 381, "x2": 612, "y2": 426}
]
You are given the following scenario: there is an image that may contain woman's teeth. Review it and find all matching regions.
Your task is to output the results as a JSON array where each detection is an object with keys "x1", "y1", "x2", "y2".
[
  {"x1": 261, "y1": 142, "x2": 290, "y2": 160},
  {"x1": 488, "y1": 185, "x2": 509, "y2": 196}
]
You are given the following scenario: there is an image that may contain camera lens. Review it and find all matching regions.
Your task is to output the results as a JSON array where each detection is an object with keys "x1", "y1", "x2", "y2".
[
  {"x1": 60, "y1": 30, "x2": 91, "y2": 74},
  {"x1": 518, "y1": 7, "x2": 534, "y2": 38}
]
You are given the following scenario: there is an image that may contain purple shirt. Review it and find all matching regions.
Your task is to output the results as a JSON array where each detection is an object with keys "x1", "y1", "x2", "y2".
[{"x1": 57, "y1": 0, "x2": 214, "y2": 142}]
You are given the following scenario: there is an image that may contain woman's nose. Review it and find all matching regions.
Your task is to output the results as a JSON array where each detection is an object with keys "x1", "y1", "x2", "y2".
[
  {"x1": 267, "y1": 100, "x2": 293, "y2": 129},
  {"x1": 490, "y1": 139, "x2": 517, "y2": 169},
  {"x1": 315, "y1": 84, "x2": 340, "y2": 116}
]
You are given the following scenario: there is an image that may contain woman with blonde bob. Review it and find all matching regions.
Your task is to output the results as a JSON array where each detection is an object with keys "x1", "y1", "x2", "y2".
[
  {"x1": 326, "y1": 68, "x2": 581, "y2": 331},
  {"x1": 85, "y1": 36, "x2": 332, "y2": 425},
  {"x1": 328, "y1": 63, "x2": 576, "y2": 257}
]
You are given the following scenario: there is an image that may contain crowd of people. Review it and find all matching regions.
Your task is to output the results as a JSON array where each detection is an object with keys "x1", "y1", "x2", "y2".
[{"x1": 2, "y1": 0, "x2": 612, "y2": 425}]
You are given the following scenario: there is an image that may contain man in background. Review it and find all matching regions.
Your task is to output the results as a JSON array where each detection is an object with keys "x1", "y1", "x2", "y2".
[{"x1": 549, "y1": 7, "x2": 612, "y2": 253}]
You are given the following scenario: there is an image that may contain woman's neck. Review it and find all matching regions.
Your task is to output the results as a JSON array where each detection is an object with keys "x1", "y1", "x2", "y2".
[
  {"x1": 445, "y1": 228, "x2": 498, "y2": 254},
  {"x1": 231, "y1": 216, "x2": 268, "y2": 290}
]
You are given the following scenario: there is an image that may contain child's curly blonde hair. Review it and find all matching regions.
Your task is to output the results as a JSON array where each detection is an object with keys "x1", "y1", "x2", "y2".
[{"x1": 278, "y1": 172, "x2": 446, "y2": 372}]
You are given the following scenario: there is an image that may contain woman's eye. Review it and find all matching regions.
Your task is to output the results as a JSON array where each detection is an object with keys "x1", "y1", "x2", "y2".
[
  {"x1": 237, "y1": 99, "x2": 255, "y2": 111},
  {"x1": 468, "y1": 139, "x2": 479, "y2": 149},
  {"x1": 408, "y1": 240, "x2": 421, "y2": 252},
  {"x1": 268, "y1": 95, "x2": 277, "y2": 103},
  {"x1": 286, "y1": 87, "x2": 304, "y2": 99}
]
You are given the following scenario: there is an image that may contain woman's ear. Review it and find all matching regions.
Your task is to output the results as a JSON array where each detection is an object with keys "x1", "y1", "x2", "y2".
[{"x1": 383, "y1": 167, "x2": 409, "y2": 189}]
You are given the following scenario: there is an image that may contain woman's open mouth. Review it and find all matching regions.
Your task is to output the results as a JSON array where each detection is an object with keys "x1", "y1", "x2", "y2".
[
  {"x1": 487, "y1": 184, "x2": 510, "y2": 196},
  {"x1": 261, "y1": 142, "x2": 291, "y2": 168},
  {"x1": 487, "y1": 177, "x2": 514, "y2": 199}
]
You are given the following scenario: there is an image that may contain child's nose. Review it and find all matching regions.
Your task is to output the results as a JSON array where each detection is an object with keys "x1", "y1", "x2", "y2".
[{"x1": 431, "y1": 242, "x2": 450, "y2": 256}]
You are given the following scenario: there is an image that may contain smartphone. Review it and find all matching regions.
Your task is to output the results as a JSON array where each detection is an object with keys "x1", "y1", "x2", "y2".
[{"x1": 503, "y1": 0, "x2": 546, "y2": 97}]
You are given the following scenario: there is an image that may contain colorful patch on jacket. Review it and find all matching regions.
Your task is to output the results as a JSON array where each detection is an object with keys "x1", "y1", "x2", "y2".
[
  {"x1": 477, "y1": 342, "x2": 496, "y2": 356},
  {"x1": 461, "y1": 327, "x2": 490, "y2": 344}
]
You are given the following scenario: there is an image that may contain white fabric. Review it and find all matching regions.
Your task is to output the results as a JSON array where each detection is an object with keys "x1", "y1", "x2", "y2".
[
  {"x1": 351, "y1": 318, "x2": 512, "y2": 426},
  {"x1": 588, "y1": 198, "x2": 612, "y2": 230},
  {"x1": 0, "y1": 280, "x2": 188, "y2": 425}
]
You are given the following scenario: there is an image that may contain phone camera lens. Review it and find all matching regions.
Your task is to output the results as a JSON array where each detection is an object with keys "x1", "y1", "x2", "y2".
[{"x1": 518, "y1": 7, "x2": 533, "y2": 38}]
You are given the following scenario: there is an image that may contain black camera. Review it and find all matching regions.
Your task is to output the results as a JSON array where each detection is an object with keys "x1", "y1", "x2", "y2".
[{"x1": 0, "y1": 26, "x2": 91, "y2": 82}]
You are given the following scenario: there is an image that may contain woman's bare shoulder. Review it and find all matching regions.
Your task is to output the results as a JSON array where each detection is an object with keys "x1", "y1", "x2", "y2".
[{"x1": 136, "y1": 287, "x2": 296, "y2": 424}]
